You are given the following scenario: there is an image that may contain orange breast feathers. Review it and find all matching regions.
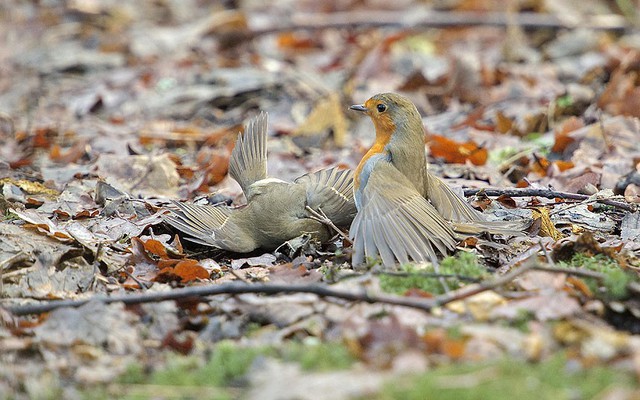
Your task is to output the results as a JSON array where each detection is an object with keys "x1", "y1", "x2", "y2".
[{"x1": 354, "y1": 107, "x2": 396, "y2": 193}]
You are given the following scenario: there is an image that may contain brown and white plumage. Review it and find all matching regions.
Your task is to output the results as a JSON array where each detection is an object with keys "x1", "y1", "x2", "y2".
[{"x1": 165, "y1": 112, "x2": 357, "y2": 252}]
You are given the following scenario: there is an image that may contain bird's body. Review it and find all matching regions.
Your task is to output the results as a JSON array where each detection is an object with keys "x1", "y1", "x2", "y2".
[
  {"x1": 350, "y1": 93, "x2": 527, "y2": 267},
  {"x1": 166, "y1": 112, "x2": 356, "y2": 253}
]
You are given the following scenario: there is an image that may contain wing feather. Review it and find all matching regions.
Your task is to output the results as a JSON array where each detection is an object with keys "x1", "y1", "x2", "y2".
[
  {"x1": 350, "y1": 161, "x2": 457, "y2": 267},
  {"x1": 229, "y1": 112, "x2": 268, "y2": 198},
  {"x1": 296, "y1": 167, "x2": 357, "y2": 227}
]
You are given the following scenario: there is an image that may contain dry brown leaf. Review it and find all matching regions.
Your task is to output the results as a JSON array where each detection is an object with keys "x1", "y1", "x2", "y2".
[
  {"x1": 11, "y1": 209, "x2": 74, "y2": 243},
  {"x1": 531, "y1": 207, "x2": 563, "y2": 240},
  {"x1": 49, "y1": 141, "x2": 87, "y2": 164},
  {"x1": 277, "y1": 32, "x2": 321, "y2": 50},
  {"x1": 428, "y1": 135, "x2": 487, "y2": 165},
  {"x1": 495, "y1": 111, "x2": 514, "y2": 134},
  {"x1": 552, "y1": 116, "x2": 583, "y2": 153},
  {"x1": 292, "y1": 92, "x2": 347, "y2": 147},
  {"x1": 142, "y1": 238, "x2": 169, "y2": 259},
  {"x1": 173, "y1": 259, "x2": 210, "y2": 282}
]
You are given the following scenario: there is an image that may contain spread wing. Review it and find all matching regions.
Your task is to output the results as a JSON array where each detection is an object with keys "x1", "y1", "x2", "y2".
[
  {"x1": 350, "y1": 162, "x2": 457, "y2": 267},
  {"x1": 296, "y1": 167, "x2": 357, "y2": 227},
  {"x1": 164, "y1": 201, "x2": 257, "y2": 252},
  {"x1": 229, "y1": 112, "x2": 268, "y2": 199},
  {"x1": 425, "y1": 170, "x2": 484, "y2": 222},
  {"x1": 425, "y1": 170, "x2": 531, "y2": 235}
]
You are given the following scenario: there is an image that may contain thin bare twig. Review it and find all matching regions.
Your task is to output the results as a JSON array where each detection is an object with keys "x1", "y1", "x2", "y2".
[
  {"x1": 532, "y1": 265, "x2": 606, "y2": 280},
  {"x1": 305, "y1": 206, "x2": 352, "y2": 244},
  {"x1": 249, "y1": 11, "x2": 629, "y2": 36},
  {"x1": 463, "y1": 187, "x2": 633, "y2": 212},
  {"x1": 3, "y1": 259, "x2": 537, "y2": 316},
  {"x1": 228, "y1": 268, "x2": 251, "y2": 283}
]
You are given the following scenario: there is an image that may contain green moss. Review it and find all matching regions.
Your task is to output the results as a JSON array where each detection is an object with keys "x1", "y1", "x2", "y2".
[
  {"x1": 558, "y1": 253, "x2": 634, "y2": 300},
  {"x1": 149, "y1": 341, "x2": 270, "y2": 388},
  {"x1": 118, "y1": 363, "x2": 146, "y2": 384},
  {"x1": 280, "y1": 339, "x2": 355, "y2": 371},
  {"x1": 377, "y1": 354, "x2": 636, "y2": 400},
  {"x1": 508, "y1": 309, "x2": 535, "y2": 333},
  {"x1": 379, "y1": 252, "x2": 487, "y2": 295},
  {"x1": 90, "y1": 340, "x2": 269, "y2": 400},
  {"x1": 556, "y1": 94, "x2": 574, "y2": 108},
  {"x1": 92, "y1": 340, "x2": 354, "y2": 400}
]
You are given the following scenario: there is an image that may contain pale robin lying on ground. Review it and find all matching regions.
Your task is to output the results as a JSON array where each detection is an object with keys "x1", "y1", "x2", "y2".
[
  {"x1": 165, "y1": 112, "x2": 356, "y2": 252},
  {"x1": 349, "y1": 93, "x2": 528, "y2": 267}
]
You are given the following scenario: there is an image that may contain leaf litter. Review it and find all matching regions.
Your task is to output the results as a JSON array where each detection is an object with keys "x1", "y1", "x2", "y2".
[{"x1": 1, "y1": 0, "x2": 640, "y2": 398}]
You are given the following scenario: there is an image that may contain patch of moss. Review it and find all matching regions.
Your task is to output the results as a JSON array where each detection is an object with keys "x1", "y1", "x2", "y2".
[
  {"x1": 507, "y1": 309, "x2": 535, "y2": 333},
  {"x1": 89, "y1": 340, "x2": 355, "y2": 400},
  {"x1": 280, "y1": 339, "x2": 355, "y2": 371},
  {"x1": 558, "y1": 253, "x2": 634, "y2": 300},
  {"x1": 379, "y1": 252, "x2": 487, "y2": 295},
  {"x1": 89, "y1": 341, "x2": 270, "y2": 400},
  {"x1": 149, "y1": 341, "x2": 271, "y2": 388},
  {"x1": 377, "y1": 354, "x2": 636, "y2": 400}
]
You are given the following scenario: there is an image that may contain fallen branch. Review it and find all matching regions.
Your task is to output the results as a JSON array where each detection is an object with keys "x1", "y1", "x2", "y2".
[
  {"x1": 463, "y1": 187, "x2": 634, "y2": 212},
  {"x1": 250, "y1": 11, "x2": 629, "y2": 36},
  {"x1": 4, "y1": 260, "x2": 537, "y2": 316},
  {"x1": 532, "y1": 265, "x2": 606, "y2": 280}
]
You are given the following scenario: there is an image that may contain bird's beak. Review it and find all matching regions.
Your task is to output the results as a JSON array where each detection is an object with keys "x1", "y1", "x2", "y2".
[{"x1": 349, "y1": 104, "x2": 367, "y2": 112}]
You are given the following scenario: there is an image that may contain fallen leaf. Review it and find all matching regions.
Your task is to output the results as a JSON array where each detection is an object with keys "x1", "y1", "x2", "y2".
[
  {"x1": 531, "y1": 207, "x2": 563, "y2": 240},
  {"x1": 428, "y1": 135, "x2": 487, "y2": 165},
  {"x1": 231, "y1": 253, "x2": 277, "y2": 270},
  {"x1": 552, "y1": 116, "x2": 583, "y2": 153},
  {"x1": 142, "y1": 239, "x2": 169, "y2": 259},
  {"x1": 292, "y1": 92, "x2": 347, "y2": 147},
  {"x1": 173, "y1": 259, "x2": 210, "y2": 282},
  {"x1": 277, "y1": 32, "x2": 321, "y2": 50}
]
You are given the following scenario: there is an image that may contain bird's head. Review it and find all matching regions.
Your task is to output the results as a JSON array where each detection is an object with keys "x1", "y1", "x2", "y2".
[{"x1": 349, "y1": 93, "x2": 422, "y2": 141}]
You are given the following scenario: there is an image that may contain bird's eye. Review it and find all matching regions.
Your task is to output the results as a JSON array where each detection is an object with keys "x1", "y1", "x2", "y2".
[{"x1": 376, "y1": 104, "x2": 387, "y2": 112}]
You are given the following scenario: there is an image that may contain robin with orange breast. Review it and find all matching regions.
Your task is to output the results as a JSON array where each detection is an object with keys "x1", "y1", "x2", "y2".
[
  {"x1": 165, "y1": 112, "x2": 356, "y2": 253},
  {"x1": 349, "y1": 93, "x2": 527, "y2": 267}
]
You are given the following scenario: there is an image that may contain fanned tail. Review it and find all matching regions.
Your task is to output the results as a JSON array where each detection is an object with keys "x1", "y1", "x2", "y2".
[
  {"x1": 229, "y1": 112, "x2": 268, "y2": 198},
  {"x1": 164, "y1": 201, "x2": 231, "y2": 247}
]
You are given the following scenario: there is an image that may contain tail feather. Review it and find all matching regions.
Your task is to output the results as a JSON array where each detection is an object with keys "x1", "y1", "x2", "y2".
[
  {"x1": 296, "y1": 167, "x2": 357, "y2": 227},
  {"x1": 164, "y1": 201, "x2": 231, "y2": 246}
]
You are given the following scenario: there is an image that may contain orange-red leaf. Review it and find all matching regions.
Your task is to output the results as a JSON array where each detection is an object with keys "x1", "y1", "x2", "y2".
[
  {"x1": 143, "y1": 239, "x2": 168, "y2": 258},
  {"x1": 174, "y1": 260, "x2": 209, "y2": 282},
  {"x1": 429, "y1": 135, "x2": 487, "y2": 165},
  {"x1": 552, "y1": 117, "x2": 583, "y2": 153}
]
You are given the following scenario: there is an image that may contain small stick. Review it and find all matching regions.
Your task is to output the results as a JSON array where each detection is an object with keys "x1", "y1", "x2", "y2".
[
  {"x1": 305, "y1": 206, "x2": 353, "y2": 244},
  {"x1": 532, "y1": 265, "x2": 605, "y2": 280},
  {"x1": 463, "y1": 187, "x2": 633, "y2": 212}
]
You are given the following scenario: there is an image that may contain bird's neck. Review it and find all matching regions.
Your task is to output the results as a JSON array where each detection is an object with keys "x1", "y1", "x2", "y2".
[{"x1": 388, "y1": 119, "x2": 428, "y2": 195}]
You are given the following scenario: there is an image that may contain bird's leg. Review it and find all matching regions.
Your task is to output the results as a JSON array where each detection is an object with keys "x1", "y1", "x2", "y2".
[{"x1": 305, "y1": 206, "x2": 353, "y2": 244}]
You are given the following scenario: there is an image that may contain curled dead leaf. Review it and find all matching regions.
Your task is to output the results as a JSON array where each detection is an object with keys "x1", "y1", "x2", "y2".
[
  {"x1": 428, "y1": 135, "x2": 487, "y2": 165},
  {"x1": 174, "y1": 260, "x2": 210, "y2": 282},
  {"x1": 531, "y1": 207, "x2": 563, "y2": 240},
  {"x1": 552, "y1": 116, "x2": 583, "y2": 153},
  {"x1": 142, "y1": 238, "x2": 169, "y2": 259}
]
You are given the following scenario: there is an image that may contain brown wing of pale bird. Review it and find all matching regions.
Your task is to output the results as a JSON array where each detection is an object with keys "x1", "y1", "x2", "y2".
[
  {"x1": 296, "y1": 167, "x2": 357, "y2": 227},
  {"x1": 349, "y1": 160, "x2": 457, "y2": 267},
  {"x1": 164, "y1": 112, "x2": 357, "y2": 252}
]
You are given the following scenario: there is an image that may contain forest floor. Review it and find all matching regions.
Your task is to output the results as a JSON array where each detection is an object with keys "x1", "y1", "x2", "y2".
[{"x1": 1, "y1": 1, "x2": 640, "y2": 399}]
